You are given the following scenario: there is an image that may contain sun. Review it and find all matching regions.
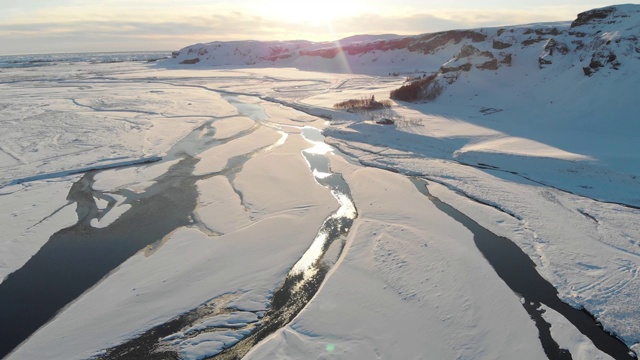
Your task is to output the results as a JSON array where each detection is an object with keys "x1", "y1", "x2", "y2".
[{"x1": 260, "y1": 0, "x2": 364, "y2": 26}]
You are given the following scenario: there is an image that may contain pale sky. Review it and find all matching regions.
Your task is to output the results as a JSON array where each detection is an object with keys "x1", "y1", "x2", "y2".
[{"x1": 0, "y1": 0, "x2": 627, "y2": 55}]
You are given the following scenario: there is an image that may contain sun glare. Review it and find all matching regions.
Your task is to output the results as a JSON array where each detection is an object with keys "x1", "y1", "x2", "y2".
[{"x1": 262, "y1": 0, "x2": 364, "y2": 26}]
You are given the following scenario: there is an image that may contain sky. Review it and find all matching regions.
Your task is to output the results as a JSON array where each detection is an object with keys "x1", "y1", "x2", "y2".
[{"x1": 0, "y1": 0, "x2": 629, "y2": 55}]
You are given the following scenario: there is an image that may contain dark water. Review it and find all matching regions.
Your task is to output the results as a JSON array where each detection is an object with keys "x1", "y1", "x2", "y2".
[
  {"x1": 97, "y1": 126, "x2": 357, "y2": 360},
  {"x1": 0, "y1": 94, "x2": 271, "y2": 357},
  {"x1": 0, "y1": 157, "x2": 200, "y2": 358},
  {"x1": 0, "y1": 111, "x2": 252, "y2": 358},
  {"x1": 0, "y1": 52, "x2": 170, "y2": 69},
  {"x1": 411, "y1": 178, "x2": 636, "y2": 360},
  {"x1": 208, "y1": 131, "x2": 356, "y2": 360}
]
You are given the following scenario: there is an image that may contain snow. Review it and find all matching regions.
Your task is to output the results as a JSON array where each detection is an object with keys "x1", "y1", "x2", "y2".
[
  {"x1": 246, "y1": 159, "x2": 547, "y2": 359},
  {"x1": 325, "y1": 129, "x2": 640, "y2": 348},
  {"x1": 541, "y1": 305, "x2": 615, "y2": 360},
  {"x1": 195, "y1": 176, "x2": 251, "y2": 234},
  {"x1": 189, "y1": 311, "x2": 259, "y2": 330},
  {"x1": 457, "y1": 136, "x2": 594, "y2": 160},
  {"x1": 9, "y1": 183, "x2": 335, "y2": 360},
  {"x1": 211, "y1": 116, "x2": 254, "y2": 139},
  {"x1": 2, "y1": 5, "x2": 640, "y2": 358},
  {"x1": 6, "y1": 94, "x2": 339, "y2": 360},
  {"x1": 172, "y1": 328, "x2": 254, "y2": 360},
  {"x1": 193, "y1": 126, "x2": 281, "y2": 176},
  {"x1": 0, "y1": 179, "x2": 78, "y2": 283},
  {"x1": 89, "y1": 193, "x2": 130, "y2": 229},
  {"x1": 92, "y1": 159, "x2": 180, "y2": 193}
]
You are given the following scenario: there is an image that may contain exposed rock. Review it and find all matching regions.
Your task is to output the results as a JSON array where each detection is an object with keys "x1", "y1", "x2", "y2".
[
  {"x1": 536, "y1": 28, "x2": 561, "y2": 36},
  {"x1": 572, "y1": 40, "x2": 586, "y2": 51},
  {"x1": 263, "y1": 46, "x2": 295, "y2": 61},
  {"x1": 571, "y1": 7, "x2": 616, "y2": 28},
  {"x1": 522, "y1": 38, "x2": 548, "y2": 46},
  {"x1": 457, "y1": 44, "x2": 481, "y2": 58},
  {"x1": 539, "y1": 39, "x2": 570, "y2": 68},
  {"x1": 589, "y1": 59, "x2": 604, "y2": 69},
  {"x1": 538, "y1": 58, "x2": 553, "y2": 68},
  {"x1": 300, "y1": 48, "x2": 342, "y2": 59},
  {"x1": 583, "y1": 66, "x2": 595, "y2": 76},
  {"x1": 408, "y1": 30, "x2": 488, "y2": 55},
  {"x1": 441, "y1": 63, "x2": 472, "y2": 73},
  {"x1": 479, "y1": 107, "x2": 503, "y2": 115},
  {"x1": 344, "y1": 38, "x2": 411, "y2": 55},
  {"x1": 166, "y1": 3, "x2": 639, "y2": 92},
  {"x1": 493, "y1": 40, "x2": 513, "y2": 49},
  {"x1": 477, "y1": 59, "x2": 499, "y2": 70},
  {"x1": 443, "y1": 73, "x2": 459, "y2": 84},
  {"x1": 180, "y1": 58, "x2": 200, "y2": 64},
  {"x1": 544, "y1": 39, "x2": 570, "y2": 56},
  {"x1": 441, "y1": 45, "x2": 498, "y2": 73},
  {"x1": 499, "y1": 53, "x2": 513, "y2": 66}
]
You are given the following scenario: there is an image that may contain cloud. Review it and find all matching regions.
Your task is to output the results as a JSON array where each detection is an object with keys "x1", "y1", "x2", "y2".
[
  {"x1": 0, "y1": 11, "x2": 294, "y2": 54},
  {"x1": 329, "y1": 6, "x2": 583, "y2": 37},
  {"x1": 0, "y1": 4, "x2": 588, "y2": 55}
]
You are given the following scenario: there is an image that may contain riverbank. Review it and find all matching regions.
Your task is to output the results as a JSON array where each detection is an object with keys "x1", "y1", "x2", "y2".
[{"x1": 1, "y1": 60, "x2": 638, "y2": 359}]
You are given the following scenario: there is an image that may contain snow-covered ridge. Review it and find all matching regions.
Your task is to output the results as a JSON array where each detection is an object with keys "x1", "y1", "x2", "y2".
[{"x1": 165, "y1": 4, "x2": 640, "y2": 77}]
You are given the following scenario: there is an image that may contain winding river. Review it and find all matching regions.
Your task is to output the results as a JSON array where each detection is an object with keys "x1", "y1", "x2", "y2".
[
  {"x1": 1, "y1": 89, "x2": 636, "y2": 360},
  {"x1": 97, "y1": 103, "x2": 358, "y2": 360}
]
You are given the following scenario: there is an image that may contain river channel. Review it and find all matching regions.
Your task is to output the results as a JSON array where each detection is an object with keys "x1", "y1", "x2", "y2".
[
  {"x1": 411, "y1": 178, "x2": 635, "y2": 360},
  {"x1": 97, "y1": 104, "x2": 357, "y2": 359},
  {"x1": 1, "y1": 91, "x2": 635, "y2": 360}
]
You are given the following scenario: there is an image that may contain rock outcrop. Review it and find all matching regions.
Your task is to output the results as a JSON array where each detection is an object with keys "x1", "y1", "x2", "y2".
[{"x1": 164, "y1": 4, "x2": 640, "y2": 100}]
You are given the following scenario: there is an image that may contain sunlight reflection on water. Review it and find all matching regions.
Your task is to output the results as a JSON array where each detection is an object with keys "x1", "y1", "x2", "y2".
[{"x1": 291, "y1": 126, "x2": 356, "y2": 275}]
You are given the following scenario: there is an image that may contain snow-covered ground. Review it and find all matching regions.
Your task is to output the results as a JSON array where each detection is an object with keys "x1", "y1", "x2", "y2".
[{"x1": 2, "y1": 6, "x2": 640, "y2": 358}]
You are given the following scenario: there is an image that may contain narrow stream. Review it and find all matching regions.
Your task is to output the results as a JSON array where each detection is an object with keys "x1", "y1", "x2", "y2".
[
  {"x1": 94, "y1": 100, "x2": 357, "y2": 360},
  {"x1": 208, "y1": 126, "x2": 357, "y2": 360},
  {"x1": 411, "y1": 178, "x2": 636, "y2": 360},
  {"x1": 7, "y1": 89, "x2": 623, "y2": 360}
]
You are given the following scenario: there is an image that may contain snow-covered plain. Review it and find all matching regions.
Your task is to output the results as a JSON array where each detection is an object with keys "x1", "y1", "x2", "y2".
[{"x1": 2, "y1": 5, "x2": 640, "y2": 359}]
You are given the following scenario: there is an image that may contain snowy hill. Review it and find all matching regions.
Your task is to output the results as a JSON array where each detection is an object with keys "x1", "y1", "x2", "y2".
[
  {"x1": 164, "y1": 9, "x2": 640, "y2": 351},
  {"x1": 166, "y1": 5, "x2": 640, "y2": 78},
  {"x1": 165, "y1": 3, "x2": 640, "y2": 193}
]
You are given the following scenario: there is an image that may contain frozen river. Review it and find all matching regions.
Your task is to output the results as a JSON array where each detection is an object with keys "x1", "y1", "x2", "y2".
[{"x1": 0, "y1": 59, "x2": 638, "y2": 359}]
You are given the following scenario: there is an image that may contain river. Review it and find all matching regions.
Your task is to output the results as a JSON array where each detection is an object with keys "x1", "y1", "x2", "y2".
[{"x1": 0, "y1": 87, "x2": 636, "y2": 360}]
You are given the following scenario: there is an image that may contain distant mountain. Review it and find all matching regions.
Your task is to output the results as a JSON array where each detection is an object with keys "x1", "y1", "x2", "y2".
[
  {"x1": 165, "y1": 4, "x2": 640, "y2": 84},
  {"x1": 165, "y1": 4, "x2": 640, "y2": 180}
]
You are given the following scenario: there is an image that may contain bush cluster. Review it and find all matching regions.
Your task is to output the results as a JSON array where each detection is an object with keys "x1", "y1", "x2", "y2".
[
  {"x1": 333, "y1": 95, "x2": 391, "y2": 111},
  {"x1": 389, "y1": 74, "x2": 443, "y2": 102}
]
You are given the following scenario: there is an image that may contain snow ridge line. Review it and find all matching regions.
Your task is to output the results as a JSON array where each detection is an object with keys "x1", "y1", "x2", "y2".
[
  {"x1": 322, "y1": 138, "x2": 524, "y2": 221},
  {"x1": 0, "y1": 143, "x2": 26, "y2": 165},
  {"x1": 465, "y1": 161, "x2": 640, "y2": 211},
  {"x1": 1, "y1": 156, "x2": 162, "y2": 188},
  {"x1": 70, "y1": 99, "x2": 159, "y2": 115},
  {"x1": 328, "y1": 134, "x2": 640, "y2": 212}
]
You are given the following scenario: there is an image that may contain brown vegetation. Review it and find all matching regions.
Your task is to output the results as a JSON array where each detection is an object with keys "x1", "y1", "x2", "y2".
[
  {"x1": 333, "y1": 95, "x2": 392, "y2": 111},
  {"x1": 389, "y1": 74, "x2": 443, "y2": 102}
]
